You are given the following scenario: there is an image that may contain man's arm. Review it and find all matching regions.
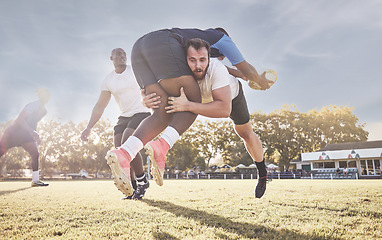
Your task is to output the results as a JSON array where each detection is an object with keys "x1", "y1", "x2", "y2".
[
  {"x1": 234, "y1": 60, "x2": 273, "y2": 90},
  {"x1": 165, "y1": 87, "x2": 231, "y2": 118},
  {"x1": 81, "y1": 91, "x2": 111, "y2": 141},
  {"x1": 226, "y1": 66, "x2": 247, "y2": 80}
]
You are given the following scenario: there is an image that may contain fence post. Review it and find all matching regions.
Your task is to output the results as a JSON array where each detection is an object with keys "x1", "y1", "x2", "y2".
[
  {"x1": 176, "y1": 173, "x2": 178, "y2": 179},
  {"x1": 278, "y1": 173, "x2": 280, "y2": 179},
  {"x1": 208, "y1": 174, "x2": 210, "y2": 179},
  {"x1": 311, "y1": 173, "x2": 313, "y2": 179},
  {"x1": 224, "y1": 174, "x2": 226, "y2": 179},
  {"x1": 241, "y1": 174, "x2": 243, "y2": 180}
]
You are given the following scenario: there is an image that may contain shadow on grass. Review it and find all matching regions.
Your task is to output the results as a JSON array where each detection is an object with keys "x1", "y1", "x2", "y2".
[
  {"x1": 272, "y1": 202, "x2": 382, "y2": 218},
  {"x1": 0, "y1": 187, "x2": 30, "y2": 196},
  {"x1": 152, "y1": 230, "x2": 180, "y2": 240},
  {"x1": 143, "y1": 199, "x2": 336, "y2": 240}
]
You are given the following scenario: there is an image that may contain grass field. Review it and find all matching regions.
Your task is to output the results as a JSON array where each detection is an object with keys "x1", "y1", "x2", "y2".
[{"x1": 1, "y1": 179, "x2": 381, "y2": 240}]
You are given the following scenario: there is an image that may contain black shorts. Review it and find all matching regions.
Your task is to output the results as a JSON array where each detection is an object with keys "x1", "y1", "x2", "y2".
[
  {"x1": 113, "y1": 112, "x2": 150, "y2": 136},
  {"x1": 131, "y1": 29, "x2": 192, "y2": 89},
  {"x1": 230, "y1": 81, "x2": 250, "y2": 125}
]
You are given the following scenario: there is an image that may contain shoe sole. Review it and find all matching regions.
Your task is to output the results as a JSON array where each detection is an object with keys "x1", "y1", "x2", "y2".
[
  {"x1": 145, "y1": 144, "x2": 163, "y2": 186},
  {"x1": 31, "y1": 184, "x2": 49, "y2": 187},
  {"x1": 106, "y1": 151, "x2": 134, "y2": 196}
]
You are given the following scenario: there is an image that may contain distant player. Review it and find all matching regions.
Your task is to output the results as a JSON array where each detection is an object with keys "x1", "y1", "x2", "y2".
[
  {"x1": 81, "y1": 48, "x2": 151, "y2": 200},
  {"x1": 0, "y1": 88, "x2": 50, "y2": 187}
]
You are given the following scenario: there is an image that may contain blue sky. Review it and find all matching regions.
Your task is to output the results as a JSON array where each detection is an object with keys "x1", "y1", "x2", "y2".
[{"x1": 1, "y1": 0, "x2": 382, "y2": 140}]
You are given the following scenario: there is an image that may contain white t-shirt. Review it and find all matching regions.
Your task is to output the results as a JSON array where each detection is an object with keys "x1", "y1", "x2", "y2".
[
  {"x1": 198, "y1": 58, "x2": 239, "y2": 103},
  {"x1": 101, "y1": 65, "x2": 150, "y2": 117}
]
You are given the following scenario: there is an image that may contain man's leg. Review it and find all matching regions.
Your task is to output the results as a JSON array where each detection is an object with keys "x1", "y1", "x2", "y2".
[
  {"x1": 114, "y1": 133, "x2": 123, "y2": 148},
  {"x1": 233, "y1": 122, "x2": 263, "y2": 163},
  {"x1": 122, "y1": 128, "x2": 149, "y2": 200},
  {"x1": 22, "y1": 141, "x2": 48, "y2": 187},
  {"x1": 113, "y1": 131, "x2": 138, "y2": 199},
  {"x1": 233, "y1": 122, "x2": 267, "y2": 198},
  {"x1": 140, "y1": 76, "x2": 201, "y2": 186}
]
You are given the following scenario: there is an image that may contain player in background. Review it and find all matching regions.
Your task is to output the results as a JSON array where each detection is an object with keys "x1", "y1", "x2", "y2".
[
  {"x1": 143, "y1": 38, "x2": 268, "y2": 198},
  {"x1": 0, "y1": 88, "x2": 50, "y2": 187},
  {"x1": 81, "y1": 48, "x2": 150, "y2": 200}
]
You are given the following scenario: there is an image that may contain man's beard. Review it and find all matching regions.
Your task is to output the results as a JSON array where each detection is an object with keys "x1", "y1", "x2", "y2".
[{"x1": 192, "y1": 63, "x2": 209, "y2": 81}]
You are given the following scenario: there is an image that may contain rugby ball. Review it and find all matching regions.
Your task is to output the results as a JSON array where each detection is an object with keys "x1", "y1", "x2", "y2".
[{"x1": 248, "y1": 69, "x2": 277, "y2": 90}]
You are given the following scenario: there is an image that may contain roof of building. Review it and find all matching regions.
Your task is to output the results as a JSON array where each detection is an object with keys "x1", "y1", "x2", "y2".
[{"x1": 318, "y1": 140, "x2": 382, "y2": 151}]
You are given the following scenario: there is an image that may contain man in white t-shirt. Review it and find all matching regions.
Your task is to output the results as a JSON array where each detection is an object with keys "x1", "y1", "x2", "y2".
[
  {"x1": 81, "y1": 48, "x2": 151, "y2": 200},
  {"x1": 143, "y1": 38, "x2": 268, "y2": 198}
]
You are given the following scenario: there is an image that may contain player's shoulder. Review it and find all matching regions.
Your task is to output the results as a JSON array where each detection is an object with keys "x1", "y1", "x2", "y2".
[
  {"x1": 104, "y1": 70, "x2": 116, "y2": 80},
  {"x1": 209, "y1": 58, "x2": 225, "y2": 68},
  {"x1": 208, "y1": 58, "x2": 228, "y2": 74}
]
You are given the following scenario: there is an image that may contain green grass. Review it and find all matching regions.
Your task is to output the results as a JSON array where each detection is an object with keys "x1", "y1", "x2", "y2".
[{"x1": 1, "y1": 179, "x2": 381, "y2": 239}]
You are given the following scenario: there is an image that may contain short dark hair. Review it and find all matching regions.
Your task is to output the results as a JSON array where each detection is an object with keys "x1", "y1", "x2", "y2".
[
  {"x1": 215, "y1": 27, "x2": 229, "y2": 36},
  {"x1": 184, "y1": 38, "x2": 211, "y2": 55}
]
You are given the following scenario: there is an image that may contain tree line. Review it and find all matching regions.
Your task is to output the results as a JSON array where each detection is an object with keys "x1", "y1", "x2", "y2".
[{"x1": 0, "y1": 105, "x2": 368, "y2": 177}]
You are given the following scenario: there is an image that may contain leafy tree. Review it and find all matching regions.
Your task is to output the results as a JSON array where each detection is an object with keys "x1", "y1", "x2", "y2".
[
  {"x1": 78, "y1": 119, "x2": 114, "y2": 175},
  {"x1": 251, "y1": 105, "x2": 368, "y2": 171},
  {"x1": 189, "y1": 120, "x2": 223, "y2": 169},
  {"x1": 38, "y1": 119, "x2": 65, "y2": 177},
  {"x1": 215, "y1": 120, "x2": 252, "y2": 167},
  {"x1": 311, "y1": 105, "x2": 368, "y2": 146}
]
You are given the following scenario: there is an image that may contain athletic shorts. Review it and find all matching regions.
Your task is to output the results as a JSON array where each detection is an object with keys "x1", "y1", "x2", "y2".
[
  {"x1": 131, "y1": 29, "x2": 192, "y2": 89},
  {"x1": 0, "y1": 124, "x2": 35, "y2": 149},
  {"x1": 113, "y1": 112, "x2": 151, "y2": 136},
  {"x1": 230, "y1": 81, "x2": 250, "y2": 125}
]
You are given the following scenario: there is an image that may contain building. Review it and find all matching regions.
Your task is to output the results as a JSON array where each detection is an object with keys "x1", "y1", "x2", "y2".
[{"x1": 296, "y1": 140, "x2": 382, "y2": 179}]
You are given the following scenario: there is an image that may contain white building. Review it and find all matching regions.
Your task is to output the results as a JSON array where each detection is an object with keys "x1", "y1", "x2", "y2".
[{"x1": 297, "y1": 140, "x2": 382, "y2": 178}]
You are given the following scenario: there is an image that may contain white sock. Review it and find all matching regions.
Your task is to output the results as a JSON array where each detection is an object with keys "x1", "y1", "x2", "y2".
[
  {"x1": 120, "y1": 136, "x2": 143, "y2": 159},
  {"x1": 161, "y1": 127, "x2": 180, "y2": 148},
  {"x1": 32, "y1": 171, "x2": 39, "y2": 183}
]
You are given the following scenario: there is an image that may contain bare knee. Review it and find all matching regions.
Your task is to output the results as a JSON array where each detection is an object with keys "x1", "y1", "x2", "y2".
[
  {"x1": 238, "y1": 129, "x2": 254, "y2": 141},
  {"x1": 235, "y1": 123, "x2": 257, "y2": 141}
]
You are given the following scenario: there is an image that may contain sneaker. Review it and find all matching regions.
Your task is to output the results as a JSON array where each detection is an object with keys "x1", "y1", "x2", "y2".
[
  {"x1": 255, "y1": 175, "x2": 267, "y2": 198},
  {"x1": 133, "y1": 181, "x2": 150, "y2": 200},
  {"x1": 145, "y1": 139, "x2": 169, "y2": 186},
  {"x1": 31, "y1": 181, "x2": 49, "y2": 187},
  {"x1": 106, "y1": 148, "x2": 134, "y2": 196},
  {"x1": 121, "y1": 194, "x2": 134, "y2": 200}
]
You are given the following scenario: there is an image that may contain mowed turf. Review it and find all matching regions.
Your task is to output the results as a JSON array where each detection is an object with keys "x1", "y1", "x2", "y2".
[{"x1": 1, "y1": 179, "x2": 381, "y2": 240}]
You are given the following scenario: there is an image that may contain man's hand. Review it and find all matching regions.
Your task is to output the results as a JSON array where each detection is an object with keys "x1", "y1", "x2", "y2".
[
  {"x1": 81, "y1": 128, "x2": 91, "y2": 142},
  {"x1": 141, "y1": 89, "x2": 161, "y2": 109},
  {"x1": 165, "y1": 87, "x2": 190, "y2": 113},
  {"x1": 258, "y1": 71, "x2": 274, "y2": 90}
]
